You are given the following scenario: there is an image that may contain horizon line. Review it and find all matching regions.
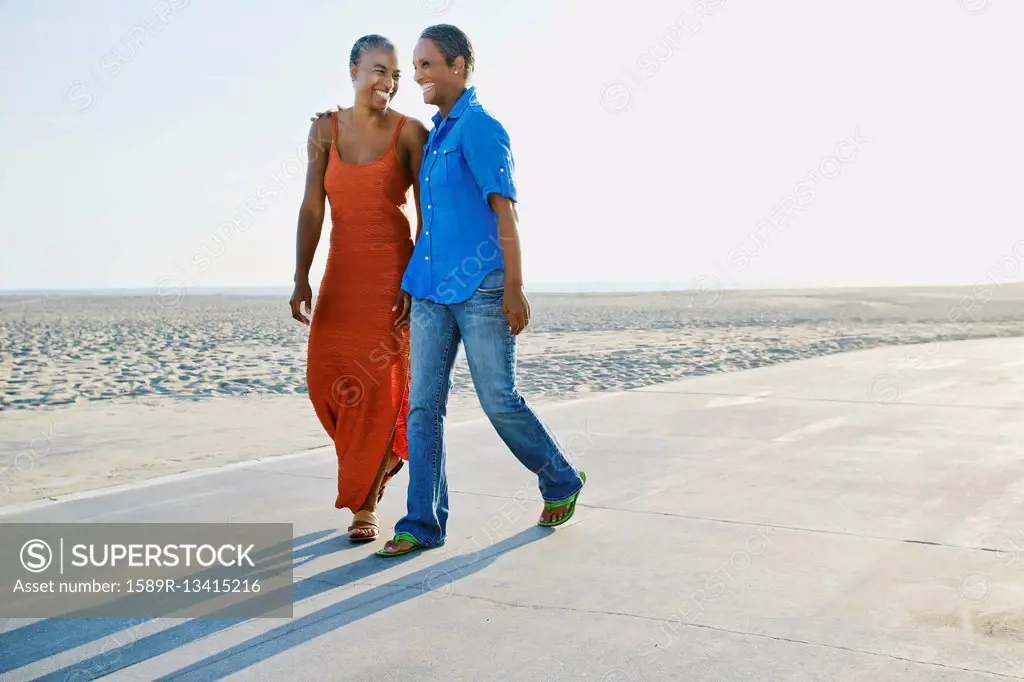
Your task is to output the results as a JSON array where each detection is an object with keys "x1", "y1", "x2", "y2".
[{"x1": 2, "y1": 279, "x2": 1021, "y2": 297}]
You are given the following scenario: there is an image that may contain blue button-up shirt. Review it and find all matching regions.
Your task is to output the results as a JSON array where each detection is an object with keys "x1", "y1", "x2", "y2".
[{"x1": 401, "y1": 86, "x2": 517, "y2": 304}]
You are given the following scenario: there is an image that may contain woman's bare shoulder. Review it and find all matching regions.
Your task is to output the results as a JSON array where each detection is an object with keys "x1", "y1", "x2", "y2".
[
  {"x1": 307, "y1": 114, "x2": 334, "y2": 148},
  {"x1": 394, "y1": 112, "x2": 430, "y2": 142}
]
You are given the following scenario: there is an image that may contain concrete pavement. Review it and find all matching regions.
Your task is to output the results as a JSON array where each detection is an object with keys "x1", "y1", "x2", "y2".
[{"x1": 2, "y1": 337, "x2": 1023, "y2": 680}]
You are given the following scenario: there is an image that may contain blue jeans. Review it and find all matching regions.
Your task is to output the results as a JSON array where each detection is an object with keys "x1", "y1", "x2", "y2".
[{"x1": 394, "y1": 269, "x2": 584, "y2": 546}]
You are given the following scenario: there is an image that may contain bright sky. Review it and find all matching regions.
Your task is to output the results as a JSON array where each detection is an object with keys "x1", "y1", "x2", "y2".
[{"x1": 2, "y1": 0, "x2": 1022, "y2": 293}]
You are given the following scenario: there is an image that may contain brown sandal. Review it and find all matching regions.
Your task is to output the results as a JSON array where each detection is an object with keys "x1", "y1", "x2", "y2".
[
  {"x1": 348, "y1": 510, "x2": 379, "y2": 543},
  {"x1": 376, "y1": 458, "x2": 405, "y2": 503}
]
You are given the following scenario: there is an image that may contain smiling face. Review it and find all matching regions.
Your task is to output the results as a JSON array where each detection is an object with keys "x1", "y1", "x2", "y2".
[
  {"x1": 350, "y1": 47, "x2": 400, "y2": 111},
  {"x1": 412, "y1": 37, "x2": 464, "y2": 108}
]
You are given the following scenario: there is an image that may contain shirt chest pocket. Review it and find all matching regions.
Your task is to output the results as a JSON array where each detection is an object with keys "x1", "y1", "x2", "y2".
[{"x1": 434, "y1": 145, "x2": 464, "y2": 186}]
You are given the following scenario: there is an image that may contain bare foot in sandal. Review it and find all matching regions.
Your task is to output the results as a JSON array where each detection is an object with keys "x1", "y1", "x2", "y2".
[
  {"x1": 376, "y1": 532, "x2": 424, "y2": 557},
  {"x1": 348, "y1": 510, "x2": 379, "y2": 542},
  {"x1": 537, "y1": 472, "x2": 587, "y2": 528},
  {"x1": 539, "y1": 501, "x2": 574, "y2": 525},
  {"x1": 381, "y1": 537, "x2": 415, "y2": 553}
]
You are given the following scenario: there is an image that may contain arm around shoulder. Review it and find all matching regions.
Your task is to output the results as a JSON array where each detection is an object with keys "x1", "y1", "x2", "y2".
[{"x1": 400, "y1": 117, "x2": 430, "y2": 240}]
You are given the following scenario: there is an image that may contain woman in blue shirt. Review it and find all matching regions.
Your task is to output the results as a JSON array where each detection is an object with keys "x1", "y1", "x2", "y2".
[{"x1": 376, "y1": 24, "x2": 586, "y2": 557}]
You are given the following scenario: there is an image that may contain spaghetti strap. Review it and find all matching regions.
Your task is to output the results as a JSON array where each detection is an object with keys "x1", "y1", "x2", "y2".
[
  {"x1": 391, "y1": 115, "x2": 407, "y2": 148},
  {"x1": 331, "y1": 111, "x2": 338, "y2": 146}
]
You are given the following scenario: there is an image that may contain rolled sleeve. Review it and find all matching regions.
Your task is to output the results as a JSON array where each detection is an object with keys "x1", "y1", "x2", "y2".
[{"x1": 461, "y1": 113, "x2": 517, "y2": 203}]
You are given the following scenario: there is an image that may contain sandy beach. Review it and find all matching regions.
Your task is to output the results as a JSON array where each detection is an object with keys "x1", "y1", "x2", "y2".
[{"x1": 3, "y1": 284, "x2": 1024, "y2": 508}]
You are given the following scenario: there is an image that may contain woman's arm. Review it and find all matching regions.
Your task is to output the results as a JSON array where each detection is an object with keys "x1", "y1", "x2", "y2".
[
  {"x1": 400, "y1": 118, "x2": 430, "y2": 242},
  {"x1": 489, "y1": 195, "x2": 523, "y2": 290},
  {"x1": 392, "y1": 117, "x2": 429, "y2": 327},
  {"x1": 489, "y1": 194, "x2": 529, "y2": 335},
  {"x1": 289, "y1": 116, "x2": 332, "y2": 324},
  {"x1": 461, "y1": 113, "x2": 530, "y2": 335}
]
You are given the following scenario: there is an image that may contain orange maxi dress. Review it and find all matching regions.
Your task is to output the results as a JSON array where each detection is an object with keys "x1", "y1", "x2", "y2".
[{"x1": 306, "y1": 112, "x2": 413, "y2": 512}]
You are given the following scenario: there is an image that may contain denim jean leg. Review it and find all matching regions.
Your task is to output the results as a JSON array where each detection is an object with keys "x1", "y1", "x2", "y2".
[
  {"x1": 394, "y1": 297, "x2": 461, "y2": 546},
  {"x1": 453, "y1": 271, "x2": 583, "y2": 502}
]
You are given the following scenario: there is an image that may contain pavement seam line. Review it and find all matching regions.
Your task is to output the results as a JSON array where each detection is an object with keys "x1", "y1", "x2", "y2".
[
  {"x1": 636, "y1": 389, "x2": 1024, "y2": 411},
  {"x1": 577, "y1": 502, "x2": 1016, "y2": 554}
]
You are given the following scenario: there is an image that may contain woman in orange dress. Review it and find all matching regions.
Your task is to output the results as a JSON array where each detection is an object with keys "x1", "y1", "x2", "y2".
[{"x1": 289, "y1": 34, "x2": 428, "y2": 542}]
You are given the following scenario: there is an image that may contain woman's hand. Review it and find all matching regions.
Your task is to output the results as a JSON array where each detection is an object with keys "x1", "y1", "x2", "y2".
[
  {"x1": 503, "y1": 285, "x2": 530, "y2": 336},
  {"x1": 309, "y1": 105, "x2": 342, "y2": 122},
  {"x1": 290, "y1": 279, "x2": 313, "y2": 325},
  {"x1": 392, "y1": 290, "x2": 411, "y2": 328}
]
